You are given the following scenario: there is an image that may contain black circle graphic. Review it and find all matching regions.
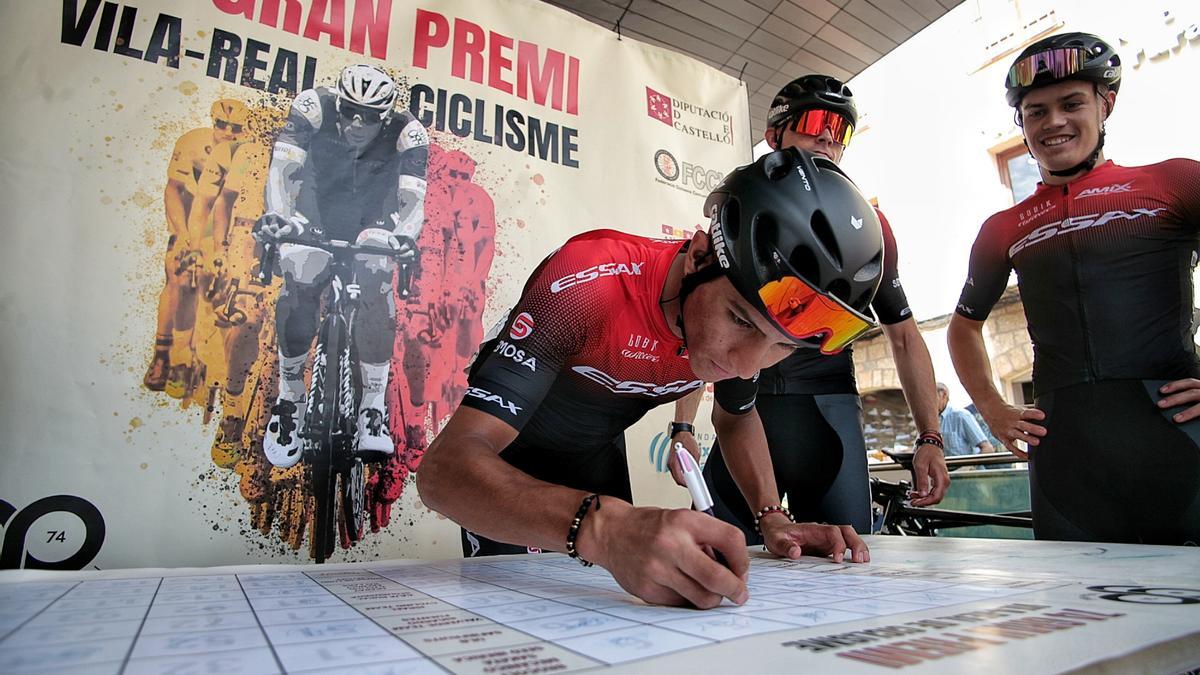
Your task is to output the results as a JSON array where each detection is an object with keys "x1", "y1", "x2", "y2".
[
  {"x1": 1087, "y1": 585, "x2": 1200, "y2": 605},
  {"x1": 654, "y1": 149, "x2": 679, "y2": 182}
]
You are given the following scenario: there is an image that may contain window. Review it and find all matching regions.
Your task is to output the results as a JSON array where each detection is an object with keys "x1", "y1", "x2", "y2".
[
  {"x1": 861, "y1": 388, "x2": 916, "y2": 459},
  {"x1": 997, "y1": 144, "x2": 1040, "y2": 204},
  {"x1": 1004, "y1": 371, "x2": 1035, "y2": 406},
  {"x1": 970, "y1": 0, "x2": 1062, "y2": 69}
]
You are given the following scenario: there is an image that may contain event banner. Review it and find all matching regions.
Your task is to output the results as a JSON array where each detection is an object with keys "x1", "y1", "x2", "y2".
[{"x1": 0, "y1": 0, "x2": 750, "y2": 569}]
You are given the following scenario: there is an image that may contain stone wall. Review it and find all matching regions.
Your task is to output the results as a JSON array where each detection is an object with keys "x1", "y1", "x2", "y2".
[{"x1": 851, "y1": 290, "x2": 1034, "y2": 454}]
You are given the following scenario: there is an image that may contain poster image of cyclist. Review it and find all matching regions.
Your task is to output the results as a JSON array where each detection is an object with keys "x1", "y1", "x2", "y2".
[
  {"x1": 0, "y1": 0, "x2": 748, "y2": 570},
  {"x1": 143, "y1": 98, "x2": 253, "y2": 405},
  {"x1": 137, "y1": 66, "x2": 498, "y2": 563}
]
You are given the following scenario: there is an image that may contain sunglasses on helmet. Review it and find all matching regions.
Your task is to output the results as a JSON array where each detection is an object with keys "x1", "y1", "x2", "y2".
[
  {"x1": 757, "y1": 274, "x2": 875, "y2": 355},
  {"x1": 1007, "y1": 47, "x2": 1088, "y2": 88},
  {"x1": 788, "y1": 108, "x2": 854, "y2": 147}
]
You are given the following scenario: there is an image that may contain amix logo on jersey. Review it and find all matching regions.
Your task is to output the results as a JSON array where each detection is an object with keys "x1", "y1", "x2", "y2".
[
  {"x1": 572, "y1": 365, "x2": 703, "y2": 397},
  {"x1": 550, "y1": 262, "x2": 645, "y2": 293},
  {"x1": 466, "y1": 387, "x2": 521, "y2": 415},
  {"x1": 493, "y1": 339, "x2": 537, "y2": 371},
  {"x1": 1009, "y1": 208, "x2": 1166, "y2": 257},
  {"x1": 1075, "y1": 181, "x2": 1134, "y2": 199}
]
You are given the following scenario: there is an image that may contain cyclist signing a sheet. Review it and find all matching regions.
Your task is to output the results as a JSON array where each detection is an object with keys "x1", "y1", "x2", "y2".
[{"x1": 258, "y1": 64, "x2": 429, "y2": 468}]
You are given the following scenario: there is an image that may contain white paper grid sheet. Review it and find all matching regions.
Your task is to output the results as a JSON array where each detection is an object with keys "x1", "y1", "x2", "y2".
[{"x1": 0, "y1": 556, "x2": 1065, "y2": 674}]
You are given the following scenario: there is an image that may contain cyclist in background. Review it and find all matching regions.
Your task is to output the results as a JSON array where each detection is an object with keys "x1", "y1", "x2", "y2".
[
  {"x1": 949, "y1": 33, "x2": 1200, "y2": 544},
  {"x1": 188, "y1": 107, "x2": 277, "y2": 467},
  {"x1": 258, "y1": 64, "x2": 429, "y2": 469},
  {"x1": 144, "y1": 100, "x2": 249, "y2": 397},
  {"x1": 673, "y1": 76, "x2": 948, "y2": 541}
]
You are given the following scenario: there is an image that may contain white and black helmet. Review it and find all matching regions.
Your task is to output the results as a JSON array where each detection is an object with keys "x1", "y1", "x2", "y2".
[{"x1": 337, "y1": 64, "x2": 398, "y2": 112}]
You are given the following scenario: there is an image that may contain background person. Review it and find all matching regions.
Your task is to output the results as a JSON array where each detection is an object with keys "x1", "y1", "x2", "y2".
[
  {"x1": 948, "y1": 33, "x2": 1200, "y2": 544},
  {"x1": 673, "y1": 76, "x2": 948, "y2": 541},
  {"x1": 937, "y1": 382, "x2": 994, "y2": 458}
]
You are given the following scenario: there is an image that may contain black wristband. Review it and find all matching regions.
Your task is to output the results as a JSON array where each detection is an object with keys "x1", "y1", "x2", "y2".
[
  {"x1": 566, "y1": 494, "x2": 601, "y2": 567},
  {"x1": 668, "y1": 422, "x2": 695, "y2": 437}
]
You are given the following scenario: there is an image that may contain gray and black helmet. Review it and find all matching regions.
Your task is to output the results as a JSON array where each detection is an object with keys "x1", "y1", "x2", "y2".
[{"x1": 694, "y1": 148, "x2": 883, "y2": 347}]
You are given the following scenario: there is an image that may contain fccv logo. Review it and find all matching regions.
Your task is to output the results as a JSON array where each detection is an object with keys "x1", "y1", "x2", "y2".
[
  {"x1": 653, "y1": 149, "x2": 724, "y2": 193},
  {"x1": 1, "y1": 495, "x2": 105, "y2": 570}
]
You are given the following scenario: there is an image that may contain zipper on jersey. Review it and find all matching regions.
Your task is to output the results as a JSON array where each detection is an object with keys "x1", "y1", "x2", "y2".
[{"x1": 1062, "y1": 182, "x2": 1096, "y2": 383}]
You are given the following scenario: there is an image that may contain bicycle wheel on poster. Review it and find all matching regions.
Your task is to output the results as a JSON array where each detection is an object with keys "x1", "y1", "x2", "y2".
[
  {"x1": 307, "y1": 316, "x2": 346, "y2": 563},
  {"x1": 341, "y1": 458, "x2": 366, "y2": 544}
]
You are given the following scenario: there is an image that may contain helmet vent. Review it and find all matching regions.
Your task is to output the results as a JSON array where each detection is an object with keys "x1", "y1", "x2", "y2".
[
  {"x1": 826, "y1": 279, "x2": 852, "y2": 305},
  {"x1": 788, "y1": 245, "x2": 820, "y2": 288},
  {"x1": 721, "y1": 197, "x2": 741, "y2": 240},
  {"x1": 810, "y1": 209, "x2": 843, "y2": 270},
  {"x1": 762, "y1": 151, "x2": 793, "y2": 181},
  {"x1": 853, "y1": 255, "x2": 881, "y2": 283},
  {"x1": 753, "y1": 213, "x2": 780, "y2": 270}
]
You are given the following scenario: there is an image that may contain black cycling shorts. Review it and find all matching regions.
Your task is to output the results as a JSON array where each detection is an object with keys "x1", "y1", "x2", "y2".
[
  {"x1": 704, "y1": 392, "x2": 873, "y2": 543},
  {"x1": 1030, "y1": 379, "x2": 1200, "y2": 545}
]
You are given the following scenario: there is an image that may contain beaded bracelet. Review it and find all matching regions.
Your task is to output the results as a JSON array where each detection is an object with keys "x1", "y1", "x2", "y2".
[
  {"x1": 566, "y1": 494, "x2": 601, "y2": 567},
  {"x1": 915, "y1": 431, "x2": 945, "y2": 450},
  {"x1": 753, "y1": 505, "x2": 794, "y2": 534}
]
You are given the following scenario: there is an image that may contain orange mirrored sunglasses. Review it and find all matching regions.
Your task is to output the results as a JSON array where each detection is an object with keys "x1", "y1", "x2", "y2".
[
  {"x1": 758, "y1": 275, "x2": 874, "y2": 354},
  {"x1": 789, "y1": 108, "x2": 854, "y2": 147}
]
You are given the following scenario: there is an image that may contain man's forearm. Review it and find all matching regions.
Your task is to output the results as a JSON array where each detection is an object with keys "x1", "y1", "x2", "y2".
[
  {"x1": 673, "y1": 388, "x2": 703, "y2": 426},
  {"x1": 947, "y1": 316, "x2": 1006, "y2": 414},
  {"x1": 187, "y1": 195, "x2": 217, "y2": 245},
  {"x1": 265, "y1": 141, "x2": 306, "y2": 216},
  {"x1": 211, "y1": 189, "x2": 234, "y2": 247},
  {"x1": 883, "y1": 319, "x2": 939, "y2": 432},
  {"x1": 392, "y1": 174, "x2": 426, "y2": 240},
  {"x1": 417, "y1": 410, "x2": 629, "y2": 556},
  {"x1": 164, "y1": 182, "x2": 189, "y2": 241}
]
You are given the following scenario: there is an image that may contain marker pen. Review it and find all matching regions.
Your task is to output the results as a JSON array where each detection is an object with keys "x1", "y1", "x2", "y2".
[{"x1": 674, "y1": 442, "x2": 729, "y2": 567}]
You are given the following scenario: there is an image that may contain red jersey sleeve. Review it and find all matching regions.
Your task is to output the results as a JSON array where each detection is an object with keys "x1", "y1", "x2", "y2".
[
  {"x1": 460, "y1": 238, "x2": 609, "y2": 430},
  {"x1": 872, "y1": 208, "x2": 913, "y2": 325},
  {"x1": 956, "y1": 211, "x2": 1013, "y2": 321}
]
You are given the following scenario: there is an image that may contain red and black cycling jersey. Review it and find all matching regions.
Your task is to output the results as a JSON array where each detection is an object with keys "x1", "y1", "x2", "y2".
[
  {"x1": 757, "y1": 208, "x2": 911, "y2": 395},
  {"x1": 957, "y1": 159, "x2": 1200, "y2": 396},
  {"x1": 464, "y1": 230, "x2": 757, "y2": 460}
]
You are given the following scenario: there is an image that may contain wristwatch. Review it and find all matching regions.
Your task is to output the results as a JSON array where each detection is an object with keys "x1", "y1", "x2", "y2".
[{"x1": 668, "y1": 421, "x2": 695, "y2": 438}]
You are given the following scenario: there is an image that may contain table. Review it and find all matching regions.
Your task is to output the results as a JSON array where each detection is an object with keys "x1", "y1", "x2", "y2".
[{"x1": 1, "y1": 536, "x2": 1197, "y2": 673}]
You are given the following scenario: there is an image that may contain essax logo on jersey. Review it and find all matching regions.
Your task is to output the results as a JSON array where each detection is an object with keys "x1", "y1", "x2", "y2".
[
  {"x1": 1074, "y1": 181, "x2": 1135, "y2": 199},
  {"x1": 571, "y1": 366, "x2": 703, "y2": 397},
  {"x1": 509, "y1": 312, "x2": 534, "y2": 340},
  {"x1": 493, "y1": 339, "x2": 537, "y2": 371},
  {"x1": 1008, "y1": 208, "x2": 1166, "y2": 257},
  {"x1": 550, "y1": 262, "x2": 645, "y2": 293},
  {"x1": 465, "y1": 387, "x2": 521, "y2": 415}
]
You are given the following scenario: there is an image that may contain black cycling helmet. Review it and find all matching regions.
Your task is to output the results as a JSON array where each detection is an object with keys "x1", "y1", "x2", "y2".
[
  {"x1": 680, "y1": 148, "x2": 882, "y2": 352},
  {"x1": 767, "y1": 75, "x2": 857, "y2": 131},
  {"x1": 1004, "y1": 32, "x2": 1121, "y2": 108}
]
